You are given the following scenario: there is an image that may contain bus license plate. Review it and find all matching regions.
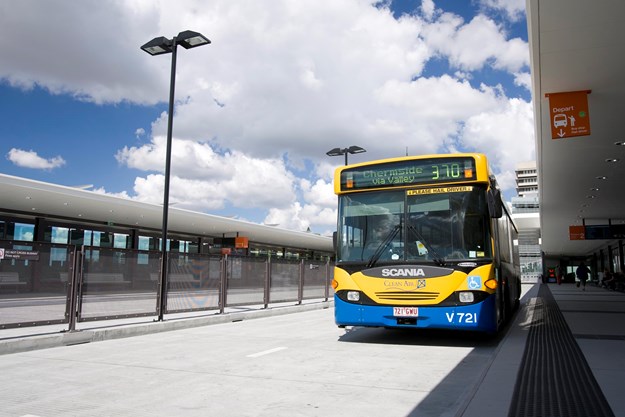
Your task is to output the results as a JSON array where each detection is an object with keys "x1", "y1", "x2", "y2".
[{"x1": 393, "y1": 307, "x2": 419, "y2": 317}]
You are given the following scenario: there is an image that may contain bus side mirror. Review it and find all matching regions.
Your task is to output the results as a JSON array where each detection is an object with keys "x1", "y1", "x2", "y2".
[
  {"x1": 488, "y1": 189, "x2": 503, "y2": 218},
  {"x1": 332, "y1": 231, "x2": 338, "y2": 253}
]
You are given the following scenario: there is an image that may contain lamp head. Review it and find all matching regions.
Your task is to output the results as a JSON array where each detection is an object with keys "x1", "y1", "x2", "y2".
[
  {"x1": 140, "y1": 36, "x2": 173, "y2": 56},
  {"x1": 177, "y1": 30, "x2": 211, "y2": 49},
  {"x1": 326, "y1": 148, "x2": 345, "y2": 157},
  {"x1": 347, "y1": 146, "x2": 366, "y2": 154}
]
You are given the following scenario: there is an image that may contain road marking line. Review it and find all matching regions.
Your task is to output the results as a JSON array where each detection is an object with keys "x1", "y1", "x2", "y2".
[{"x1": 246, "y1": 347, "x2": 287, "y2": 358}]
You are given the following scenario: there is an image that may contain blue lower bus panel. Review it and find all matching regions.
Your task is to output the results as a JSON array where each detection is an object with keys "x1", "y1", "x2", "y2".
[{"x1": 334, "y1": 294, "x2": 498, "y2": 333}]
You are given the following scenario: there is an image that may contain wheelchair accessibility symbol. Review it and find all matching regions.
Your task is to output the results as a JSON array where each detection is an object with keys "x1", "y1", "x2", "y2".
[{"x1": 468, "y1": 276, "x2": 481, "y2": 290}]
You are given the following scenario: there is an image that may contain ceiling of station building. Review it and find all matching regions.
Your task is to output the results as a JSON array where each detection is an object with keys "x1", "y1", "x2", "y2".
[{"x1": 527, "y1": 0, "x2": 625, "y2": 258}]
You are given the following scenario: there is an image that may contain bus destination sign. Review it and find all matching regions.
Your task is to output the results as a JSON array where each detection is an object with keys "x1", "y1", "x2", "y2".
[{"x1": 340, "y1": 157, "x2": 477, "y2": 191}]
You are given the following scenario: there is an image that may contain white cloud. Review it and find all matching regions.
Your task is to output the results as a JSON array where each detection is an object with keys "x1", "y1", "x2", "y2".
[
  {"x1": 92, "y1": 187, "x2": 131, "y2": 199},
  {"x1": 301, "y1": 178, "x2": 337, "y2": 210},
  {"x1": 423, "y1": 14, "x2": 529, "y2": 72},
  {"x1": 370, "y1": 75, "x2": 506, "y2": 155},
  {"x1": 118, "y1": 139, "x2": 296, "y2": 212},
  {"x1": 0, "y1": 0, "x2": 534, "y2": 232},
  {"x1": 513, "y1": 71, "x2": 532, "y2": 91},
  {"x1": 261, "y1": 177, "x2": 337, "y2": 233},
  {"x1": 0, "y1": 0, "x2": 161, "y2": 104},
  {"x1": 420, "y1": 0, "x2": 437, "y2": 21},
  {"x1": 116, "y1": 136, "x2": 233, "y2": 181},
  {"x1": 479, "y1": 0, "x2": 526, "y2": 22},
  {"x1": 6, "y1": 148, "x2": 66, "y2": 170},
  {"x1": 460, "y1": 97, "x2": 535, "y2": 191}
]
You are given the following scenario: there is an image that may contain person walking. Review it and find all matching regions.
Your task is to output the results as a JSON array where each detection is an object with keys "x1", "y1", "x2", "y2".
[{"x1": 576, "y1": 262, "x2": 591, "y2": 291}]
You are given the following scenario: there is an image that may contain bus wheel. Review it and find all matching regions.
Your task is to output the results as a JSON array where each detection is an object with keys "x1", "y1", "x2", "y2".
[{"x1": 503, "y1": 282, "x2": 513, "y2": 321}]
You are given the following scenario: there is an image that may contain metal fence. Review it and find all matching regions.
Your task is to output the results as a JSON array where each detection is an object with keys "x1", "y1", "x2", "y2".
[{"x1": 0, "y1": 240, "x2": 334, "y2": 330}]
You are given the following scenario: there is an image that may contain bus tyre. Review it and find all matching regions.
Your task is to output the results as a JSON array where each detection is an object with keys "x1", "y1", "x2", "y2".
[{"x1": 503, "y1": 282, "x2": 513, "y2": 322}]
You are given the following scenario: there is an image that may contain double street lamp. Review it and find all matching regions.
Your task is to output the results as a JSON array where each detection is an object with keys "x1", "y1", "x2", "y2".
[
  {"x1": 141, "y1": 30, "x2": 210, "y2": 321},
  {"x1": 326, "y1": 145, "x2": 367, "y2": 165}
]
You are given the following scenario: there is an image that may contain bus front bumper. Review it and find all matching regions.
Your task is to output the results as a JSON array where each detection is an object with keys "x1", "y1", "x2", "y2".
[{"x1": 334, "y1": 294, "x2": 498, "y2": 333}]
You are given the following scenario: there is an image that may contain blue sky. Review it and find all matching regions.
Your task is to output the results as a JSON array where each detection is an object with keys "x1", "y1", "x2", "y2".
[{"x1": 0, "y1": 0, "x2": 532, "y2": 235}]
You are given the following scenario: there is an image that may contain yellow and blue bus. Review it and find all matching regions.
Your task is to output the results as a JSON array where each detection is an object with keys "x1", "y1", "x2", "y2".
[{"x1": 331, "y1": 153, "x2": 520, "y2": 333}]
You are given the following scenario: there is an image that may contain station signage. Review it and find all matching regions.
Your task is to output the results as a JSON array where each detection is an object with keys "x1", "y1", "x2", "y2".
[
  {"x1": 569, "y1": 225, "x2": 585, "y2": 240},
  {"x1": 546, "y1": 90, "x2": 591, "y2": 139},
  {"x1": 0, "y1": 249, "x2": 40, "y2": 260},
  {"x1": 234, "y1": 237, "x2": 249, "y2": 249},
  {"x1": 569, "y1": 224, "x2": 625, "y2": 240}
]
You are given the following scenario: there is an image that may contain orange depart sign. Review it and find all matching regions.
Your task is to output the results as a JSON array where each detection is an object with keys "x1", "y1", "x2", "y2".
[
  {"x1": 546, "y1": 90, "x2": 591, "y2": 139},
  {"x1": 569, "y1": 225, "x2": 585, "y2": 240}
]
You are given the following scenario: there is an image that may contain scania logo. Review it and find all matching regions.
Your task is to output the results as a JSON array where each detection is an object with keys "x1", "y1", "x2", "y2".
[
  {"x1": 362, "y1": 265, "x2": 454, "y2": 279},
  {"x1": 381, "y1": 268, "x2": 426, "y2": 277}
]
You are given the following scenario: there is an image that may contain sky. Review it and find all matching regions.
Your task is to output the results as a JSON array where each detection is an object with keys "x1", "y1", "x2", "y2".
[{"x1": 0, "y1": 0, "x2": 533, "y2": 236}]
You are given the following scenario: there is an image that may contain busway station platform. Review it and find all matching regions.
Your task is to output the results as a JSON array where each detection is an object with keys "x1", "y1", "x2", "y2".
[{"x1": 0, "y1": 284, "x2": 624, "y2": 417}]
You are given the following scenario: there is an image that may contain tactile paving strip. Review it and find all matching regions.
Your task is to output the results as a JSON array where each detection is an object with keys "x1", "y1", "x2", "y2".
[{"x1": 508, "y1": 284, "x2": 615, "y2": 417}]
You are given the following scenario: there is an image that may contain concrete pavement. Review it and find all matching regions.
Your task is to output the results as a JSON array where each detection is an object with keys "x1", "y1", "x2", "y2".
[{"x1": 0, "y1": 283, "x2": 624, "y2": 416}]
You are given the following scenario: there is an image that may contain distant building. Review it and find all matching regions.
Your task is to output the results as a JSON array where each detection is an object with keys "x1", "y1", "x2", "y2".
[
  {"x1": 514, "y1": 161, "x2": 539, "y2": 198},
  {"x1": 511, "y1": 161, "x2": 542, "y2": 283}
]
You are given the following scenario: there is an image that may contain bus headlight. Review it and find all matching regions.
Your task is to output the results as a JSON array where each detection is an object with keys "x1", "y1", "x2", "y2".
[
  {"x1": 347, "y1": 291, "x2": 360, "y2": 301},
  {"x1": 459, "y1": 292, "x2": 474, "y2": 303}
]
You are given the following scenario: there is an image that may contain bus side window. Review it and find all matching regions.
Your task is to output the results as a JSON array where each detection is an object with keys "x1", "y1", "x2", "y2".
[{"x1": 488, "y1": 189, "x2": 503, "y2": 218}]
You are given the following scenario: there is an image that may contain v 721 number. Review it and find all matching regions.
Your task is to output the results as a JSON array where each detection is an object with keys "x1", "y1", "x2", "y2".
[{"x1": 445, "y1": 312, "x2": 477, "y2": 324}]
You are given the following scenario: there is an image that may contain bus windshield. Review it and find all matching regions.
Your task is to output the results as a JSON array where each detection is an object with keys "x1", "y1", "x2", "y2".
[{"x1": 337, "y1": 186, "x2": 492, "y2": 265}]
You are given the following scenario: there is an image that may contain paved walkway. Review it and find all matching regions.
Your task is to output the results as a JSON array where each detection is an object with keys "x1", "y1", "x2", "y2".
[
  {"x1": 462, "y1": 282, "x2": 625, "y2": 417},
  {"x1": 0, "y1": 283, "x2": 624, "y2": 416},
  {"x1": 0, "y1": 300, "x2": 331, "y2": 355},
  {"x1": 547, "y1": 282, "x2": 625, "y2": 415}
]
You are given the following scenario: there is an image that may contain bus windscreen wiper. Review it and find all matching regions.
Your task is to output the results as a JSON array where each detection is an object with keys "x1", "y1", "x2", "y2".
[
  {"x1": 366, "y1": 225, "x2": 400, "y2": 269},
  {"x1": 407, "y1": 224, "x2": 446, "y2": 266}
]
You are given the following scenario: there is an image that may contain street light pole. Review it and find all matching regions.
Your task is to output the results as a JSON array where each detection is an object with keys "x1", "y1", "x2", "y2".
[
  {"x1": 141, "y1": 30, "x2": 210, "y2": 321},
  {"x1": 158, "y1": 35, "x2": 177, "y2": 323},
  {"x1": 326, "y1": 145, "x2": 367, "y2": 165}
]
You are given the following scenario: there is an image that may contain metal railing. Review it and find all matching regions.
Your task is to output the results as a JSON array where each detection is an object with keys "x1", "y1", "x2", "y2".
[{"x1": 0, "y1": 240, "x2": 334, "y2": 330}]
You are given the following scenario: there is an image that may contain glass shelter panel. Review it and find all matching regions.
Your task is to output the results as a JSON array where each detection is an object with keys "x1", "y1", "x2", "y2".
[
  {"x1": 165, "y1": 253, "x2": 221, "y2": 313},
  {"x1": 0, "y1": 241, "x2": 71, "y2": 328},
  {"x1": 78, "y1": 247, "x2": 158, "y2": 320},
  {"x1": 270, "y1": 260, "x2": 300, "y2": 303},
  {"x1": 226, "y1": 257, "x2": 266, "y2": 306}
]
